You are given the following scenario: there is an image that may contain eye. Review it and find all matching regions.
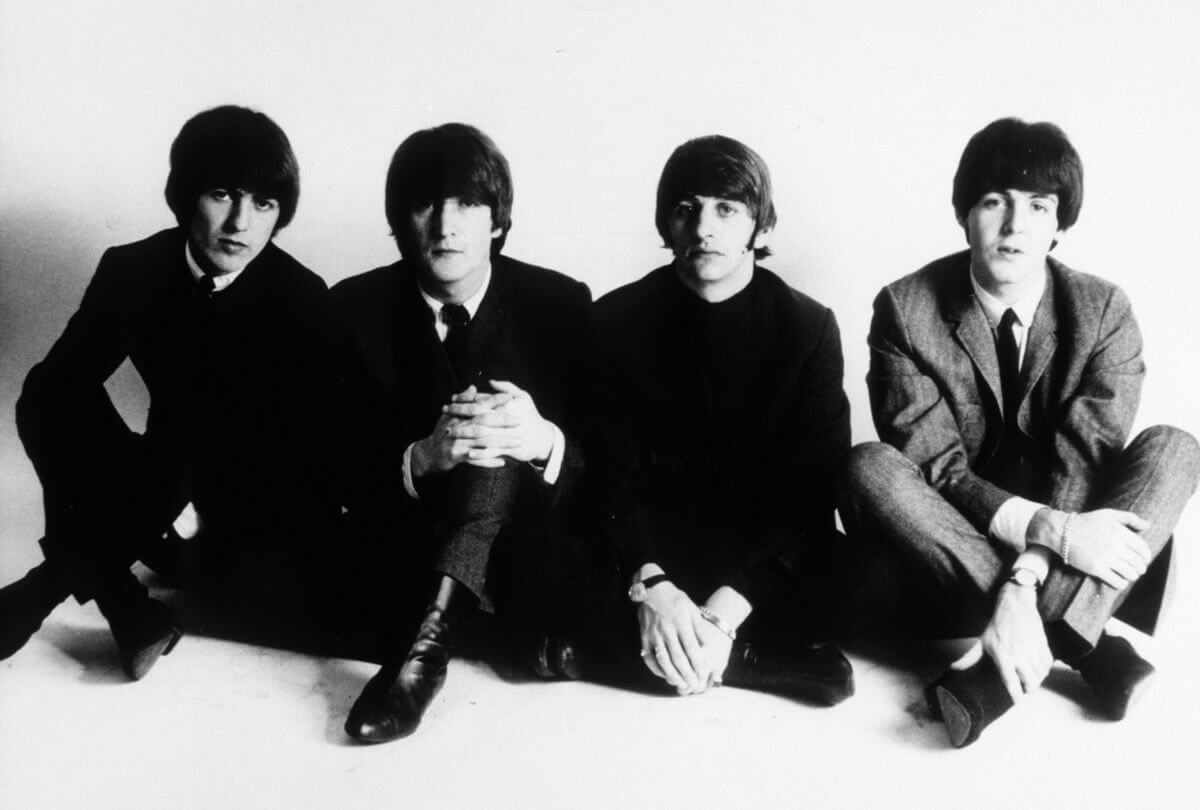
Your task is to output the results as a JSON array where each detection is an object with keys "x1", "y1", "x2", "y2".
[
  {"x1": 717, "y1": 202, "x2": 739, "y2": 216},
  {"x1": 979, "y1": 195, "x2": 1003, "y2": 210},
  {"x1": 674, "y1": 201, "x2": 697, "y2": 216},
  {"x1": 208, "y1": 188, "x2": 232, "y2": 201},
  {"x1": 253, "y1": 196, "x2": 279, "y2": 212}
]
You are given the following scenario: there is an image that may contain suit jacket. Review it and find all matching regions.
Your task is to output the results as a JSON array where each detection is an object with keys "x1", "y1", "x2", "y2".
[
  {"x1": 332, "y1": 254, "x2": 592, "y2": 539},
  {"x1": 18, "y1": 227, "x2": 337, "y2": 535},
  {"x1": 593, "y1": 265, "x2": 851, "y2": 607},
  {"x1": 867, "y1": 250, "x2": 1144, "y2": 544}
]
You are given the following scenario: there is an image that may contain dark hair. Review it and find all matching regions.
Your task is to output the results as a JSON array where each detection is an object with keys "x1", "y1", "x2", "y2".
[
  {"x1": 164, "y1": 105, "x2": 300, "y2": 232},
  {"x1": 384, "y1": 123, "x2": 513, "y2": 256},
  {"x1": 952, "y1": 117, "x2": 1083, "y2": 232},
  {"x1": 655, "y1": 135, "x2": 777, "y2": 260}
]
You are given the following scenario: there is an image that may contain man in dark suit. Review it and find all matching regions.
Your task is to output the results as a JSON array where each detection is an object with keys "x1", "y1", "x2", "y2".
[
  {"x1": 332, "y1": 123, "x2": 591, "y2": 744},
  {"x1": 840, "y1": 118, "x2": 1200, "y2": 746},
  {"x1": 0, "y1": 106, "x2": 336, "y2": 679},
  {"x1": 537, "y1": 135, "x2": 895, "y2": 703}
]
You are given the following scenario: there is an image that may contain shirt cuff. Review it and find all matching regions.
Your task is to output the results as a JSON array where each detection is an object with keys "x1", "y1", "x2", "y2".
[
  {"x1": 988, "y1": 495, "x2": 1045, "y2": 551},
  {"x1": 1012, "y1": 547, "x2": 1053, "y2": 585},
  {"x1": 532, "y1": 422, "x2": 566, "y2": 485},
  {"x1": 402, "y1": 441, "x2": 421, "y2": 500}
]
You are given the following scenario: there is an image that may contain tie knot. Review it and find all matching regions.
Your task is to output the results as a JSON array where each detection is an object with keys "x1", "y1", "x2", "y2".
[
  {"x1": 442, "y1": 303, "x2": 470, "y2": 329},
  {"x1": 999, "y1": 308, "x2": 1019, "y2": 331},
  {"x1": 195, "y1": 274, "x2": 217, "y2": 297}
]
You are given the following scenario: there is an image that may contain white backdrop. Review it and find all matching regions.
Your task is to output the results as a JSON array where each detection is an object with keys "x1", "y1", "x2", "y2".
[{"x1": 2, "y1": 0, "x2": 1198, "y2": 571}]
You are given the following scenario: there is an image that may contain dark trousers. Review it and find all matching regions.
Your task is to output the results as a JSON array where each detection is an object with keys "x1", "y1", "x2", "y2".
[
  {"x1": 839, "y1": 425, "x2": 1200, "y2": 655},
  {"x1": 16, "y1": 381, "x2": 185, "y2": 602}
]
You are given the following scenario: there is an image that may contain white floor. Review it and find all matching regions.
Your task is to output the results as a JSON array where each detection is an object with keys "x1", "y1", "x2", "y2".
[{"x1": 3, "y1": 537, "x2": 1200, "y2": 810}]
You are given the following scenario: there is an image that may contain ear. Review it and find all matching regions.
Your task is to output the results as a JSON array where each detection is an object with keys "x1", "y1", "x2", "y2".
[
  {"x1": 1049, "y1": 228, "x2": 1066, "y2": 252},
  {"x1": 752, "y1": 226, "x2": 772, "y2": 251}
]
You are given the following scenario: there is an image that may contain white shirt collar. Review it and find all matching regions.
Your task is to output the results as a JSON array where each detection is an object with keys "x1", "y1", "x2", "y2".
[
  {"x1": 970, "y1": 267, "x2": 1044, "y2": 330},
  {"x1": 417, "y1": 264, "x2": 492, "y2": 331},
  {"x1": 185, "y1": 240, "x2": 245, "y2": 292}
]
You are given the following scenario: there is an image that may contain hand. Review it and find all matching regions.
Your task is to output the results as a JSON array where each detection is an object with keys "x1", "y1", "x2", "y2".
[
  {"x1": 973, "y1": 582, "x2": 1053, "y2": 702},
  {"x1": 441, "y1": 379, "x2": 555, "y2": 466},
  {"x1": 637, "y1": 582, "x2": 710, "y2": 695},
  {"x1": 1032, "y1": 507, "x2": 1152, "y2": 589},
  {"x1": 170, "y1": 501, "x2": 202, "y2": 540},
  {"x1": 410, "y1": 386, "x2": 508, "y2": 477}
]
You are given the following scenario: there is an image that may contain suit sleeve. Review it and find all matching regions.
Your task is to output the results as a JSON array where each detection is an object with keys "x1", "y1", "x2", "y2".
[
  {"x1": 1047, "y1": 285, "x2": 1144, "y2": 512},
  {"x1": 537, "y1": 279, "x2": 594, "y2": 508},
  {"x1": 866, "y1": 285, "x2": 1012, "y2": 535},
  {"x1": 16, "y1": 248, "x2": 142, "y2": 473},
  {"x1": 726, "y1": 306, "x2": 851, "y2": 606}
]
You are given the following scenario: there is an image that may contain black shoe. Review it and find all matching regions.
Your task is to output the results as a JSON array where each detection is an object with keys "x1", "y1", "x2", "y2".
[
  {"x1": 1072, "y1": 633, "x2": 1155, "y2": 721},
  {"x1": 345, "y1": 611, "x2": 451, "y2": 744},
  {"x1": 0, "y1": 560, "x2": 71, "y2": 660},
  {"x1": 96, "y1": 574, "x2": 181, "y2": 681},
  {"x1": 723, "y1": 641, "x2": 855, "y2": 706},
  {"x1": 927, "y1": 656, "x2": 1014, "y2": 748}
]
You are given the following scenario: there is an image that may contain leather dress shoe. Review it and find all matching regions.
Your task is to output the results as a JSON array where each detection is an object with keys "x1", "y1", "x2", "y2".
[
  {"x1": 345, "y1": 612, "x2": 451, "y2": 744},
  {"x1": 1072, "y1": 633, "x2": 1155, "y2": 721},
  {"x1": 926, "y1": 656, "x2": 1013, "y2": 748},
  {"x1": 96, "y1": 578, "x2": 181, "y2": 681},
  {"x1": 533, "y1": 633, "x2": 854, "y2": 705},
  {"x1": 723, "y1": 640, "x2": 855, "y2": 706}
]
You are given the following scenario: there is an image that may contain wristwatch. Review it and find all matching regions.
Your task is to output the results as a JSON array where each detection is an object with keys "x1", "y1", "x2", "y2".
[
  {"x1": 1007, "y1": 567, "x2": 1041, "y2": 588},
  {"x1": 628, "y1": 574, "x2": 670, "y2": 603}
]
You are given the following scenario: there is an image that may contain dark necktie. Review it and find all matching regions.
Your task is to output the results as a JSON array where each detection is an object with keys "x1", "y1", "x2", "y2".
[
  {"x1": 441, "y1": 303, "x2": 471, "y2": 380},
  {"x1": 193, "y1": 273, "x2": 217, "y2": 300},
  {"x1": 997, "y1": 308, "x2": 1021, "y2": 428}
]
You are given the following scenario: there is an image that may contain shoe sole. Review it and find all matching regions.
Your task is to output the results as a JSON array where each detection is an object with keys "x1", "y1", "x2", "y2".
[{"x1": 934, "y1": 686, "x2": 975, "y2": 748}]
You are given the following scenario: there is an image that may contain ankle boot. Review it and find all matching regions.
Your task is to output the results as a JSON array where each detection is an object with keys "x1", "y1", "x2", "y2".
[
  {"x1": 95, "y1": 571, "x2": 181, "y2": 681},
  {"x1": 723, "y1": 640, "x2": 855, "y2": 705},
  {"x1": 345, "y1": 576, "x2": 470, "y2": 744},
  {"x1": 1071, "y1": 633, "x2": 1155, "y2": 721},
  {"x1": 345, "y1": 609, "x2": 452, "y2": 743},
  {"x1": 926, "y1": 656, "x2": 1014, "y2": 748},
  {"x1": 0, "y1": 559, "x2": 72, "y2": 660}
]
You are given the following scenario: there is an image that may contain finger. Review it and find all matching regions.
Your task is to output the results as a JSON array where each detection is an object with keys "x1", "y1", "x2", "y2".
[
  {"x1": 488, "y1": 379, "x2": 525, "y2": 396},
  {"x1": 949, "y1": 641, "x2": 983, "y2": 671},
  {"x1": 450, "y1": 385, "x2": 479, "y2": 402},
  {"x1": 995, "y1": 656, "x2": 1024, "y2": 703},
  {"x1": 1095, "y1": 566, "x2": 1130, "y2": 590},
  {"x1": 1111, "y1": 510, "x2": 1152, "y2": 532},
  {"x1": 1129, "y1": 536, "x2": 1153, "y2": 565},
  {"x1": 463, "y1": 457, "x2": 506, "y2": 468},
  {"x1": 443, "y1": 401, "x2": 502, "y2": 418},
  {"x1": 1117, "y1": 548, "x2": 1148, "y2": 577},
  {"x1": 1109, "y1": 558, "x2": 1142, "y2": 586},
  {"x1": 641, "y1": 645, "x2": 666, "y2": 679},
  {"x1": 653, "y1": 644, "x2": 688, "y2": 692},
  {"x1": 663, "y1": 634, "x2": 700, "y2": 693},
  {"x1": 679, "y1": 621, "x2": 709, "y2": 691}
]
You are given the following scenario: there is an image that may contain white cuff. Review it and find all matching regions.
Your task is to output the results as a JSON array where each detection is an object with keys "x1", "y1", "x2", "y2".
[
  {"x1": 535, "y1": 422, "x2": 566, "y2": 485},
  {"x1": 402, "y1": 441, "x2": 421, "y2": 500},
  {"x1": 989, "y1": 495, "x2": 1045, "y2": 550}
]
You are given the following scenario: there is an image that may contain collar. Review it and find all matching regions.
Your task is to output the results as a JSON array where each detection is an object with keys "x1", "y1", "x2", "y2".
[
  {"x1": 970, "y1": 267, "x2": 1044, "y2": 329},
  {"x1": 185, "y1": 240, "x2": 245, "y2": 292},
  {"x1": 417, "y1": 263, "x2": 493, "y2": 322}
]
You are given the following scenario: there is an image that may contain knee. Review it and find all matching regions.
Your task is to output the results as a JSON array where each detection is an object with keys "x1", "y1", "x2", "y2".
[
  {"x1": 840, "y1": 442, "x2": 910, "y2": 493},
  {"x1": 1132, "y1": 425, "x2": 1200, "y2": 480}
]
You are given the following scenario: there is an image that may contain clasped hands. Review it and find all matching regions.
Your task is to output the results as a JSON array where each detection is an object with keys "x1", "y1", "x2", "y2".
[
  {"x1": 638, "y1": 581, "x2": 748, "y2": 696},
  {"x1": 411, "y1": 381, "x2": 555, "y2": 477}
]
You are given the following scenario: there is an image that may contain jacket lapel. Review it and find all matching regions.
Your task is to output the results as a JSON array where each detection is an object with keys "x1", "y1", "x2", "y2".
[
  {"x1": 1019, "y1": 268, "x2": 1058, "y2": 422},
  {"x1": 945, "y1": 268, "x2": 1004, "y2": 416}
]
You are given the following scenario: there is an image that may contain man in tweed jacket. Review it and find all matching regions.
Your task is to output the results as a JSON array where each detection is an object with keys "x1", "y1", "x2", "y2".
[{"x1": 840, "y1": 118, "x2": 1199, "y2": 746}]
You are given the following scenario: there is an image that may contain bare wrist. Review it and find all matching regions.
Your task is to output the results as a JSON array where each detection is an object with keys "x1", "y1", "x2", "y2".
[{"x1": 1027, "y1": 507, "x2": 1068, "y2": 558}]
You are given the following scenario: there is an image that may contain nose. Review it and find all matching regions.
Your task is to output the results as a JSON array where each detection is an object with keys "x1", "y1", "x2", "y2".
[
  {"x1": 432, "y1": 199, "x2": 462, "y2": 237},
  {"x1": 1001, "y1": 203, "x2": 1025, "y2": 235},
  {"x1": 223, "y1": 192, "x2": 250, "y2": 233},
  {"x1": 690, "y1": 202, "x2": 717, "y2": 240}
]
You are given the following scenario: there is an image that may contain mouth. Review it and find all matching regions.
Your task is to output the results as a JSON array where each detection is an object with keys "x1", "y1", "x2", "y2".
[
  {"x1": 686, "y1": 247, "x2": 721, "y2": 258},
  {"x1": 996, "y1": 246, "x2": 1023, "y2": 256},
  {"x1": 217, "y1": 238, "x2": 248, "y2": 251}
]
